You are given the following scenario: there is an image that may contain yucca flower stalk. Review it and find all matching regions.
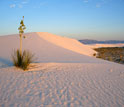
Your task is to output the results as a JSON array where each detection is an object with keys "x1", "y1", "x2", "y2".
[{"x1": 18, "y1": 16, "x2": 26, "y2": 55}]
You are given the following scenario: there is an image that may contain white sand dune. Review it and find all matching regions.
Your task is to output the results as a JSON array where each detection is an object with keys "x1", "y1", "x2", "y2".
[
  {"x1": 37, "y1": 32, "x2": 96, "y2": 57},
  {"x1": 87, "y1": 43, "x2": 124, "y2": 49},
  {"x1": 0, "y1": 32, "x2": 124, "y2": 107},
  {"x1": 0, "y1": 32, "x2": 102, "y2": 66}
]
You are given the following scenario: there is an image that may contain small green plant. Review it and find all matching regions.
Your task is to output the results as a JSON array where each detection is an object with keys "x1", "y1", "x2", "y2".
[{"x1": 12, "y1": 49, "x2": 34, "y2": 70}]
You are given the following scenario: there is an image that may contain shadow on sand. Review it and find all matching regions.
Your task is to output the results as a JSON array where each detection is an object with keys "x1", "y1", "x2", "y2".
[{"x1": 0, "y1": 57, "x2": 13, "y2": 68}]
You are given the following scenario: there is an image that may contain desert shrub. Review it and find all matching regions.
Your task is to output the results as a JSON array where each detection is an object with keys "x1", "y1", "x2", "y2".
[
  {"x1": 108, "y1": 57, "x2": 113, "y2": 61},
  {"x1": 94, "y1": 47, "x2": 124, "y2": 64},
  {"x1": 93, "y1": 53, "x2": 96, "y2": 56},
  {"x1": 12, "y1": 49, "x2": 34, "y2": 70}
]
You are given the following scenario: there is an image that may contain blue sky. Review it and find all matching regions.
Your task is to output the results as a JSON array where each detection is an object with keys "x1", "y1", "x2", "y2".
[{"x1": 0, "y1": 0, "x2": 124, "y2": 40}]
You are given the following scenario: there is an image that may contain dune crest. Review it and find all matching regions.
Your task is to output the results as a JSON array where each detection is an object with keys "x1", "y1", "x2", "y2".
[
  {"x1": 37, "y1": 32, "x2": 96, "y2": 56},
  {"x1": 0, "y1": 32, "x2": 100, "y2": 64}
]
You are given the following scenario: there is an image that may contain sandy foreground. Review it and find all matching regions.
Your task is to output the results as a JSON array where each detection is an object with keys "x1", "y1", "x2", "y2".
[
  {"x1": 0, "y1": 63, "x2": 124, "y2": 107},
  {"x1": 0, "y1": 32, "x2": 124, "y2": 107}
]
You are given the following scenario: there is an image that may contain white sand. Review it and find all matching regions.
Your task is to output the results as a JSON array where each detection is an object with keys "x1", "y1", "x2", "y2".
[
  {"x1": 37, "y1": 32, "x2": 96, "y2": 56},
  {"x1": 0, "y1": 32, "x2": 97, "y2": 64},
  {"x1": 87, "y1": 43, "x2": 124, "y2": 49},
  {"x1": 0, "y1": 32, "x2": 124, "y2": 107}
]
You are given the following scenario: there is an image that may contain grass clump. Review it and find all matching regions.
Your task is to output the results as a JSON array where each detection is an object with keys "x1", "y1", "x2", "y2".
[{"x1": 12, "y1": 49, "x2": 34, "y2": 70}]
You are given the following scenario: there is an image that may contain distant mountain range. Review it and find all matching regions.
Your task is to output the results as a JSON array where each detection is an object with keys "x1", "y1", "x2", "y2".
[{"x1": 79, "y1": 39, "x2": 124, "y2": 44}]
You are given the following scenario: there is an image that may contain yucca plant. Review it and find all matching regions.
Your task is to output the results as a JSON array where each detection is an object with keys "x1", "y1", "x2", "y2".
[
  {"x1": 12, "y1": 16, "x2": 35, "y2": 70},
  {"x1": 12, "y1": 49, "x2": 34, "y2": 70}
]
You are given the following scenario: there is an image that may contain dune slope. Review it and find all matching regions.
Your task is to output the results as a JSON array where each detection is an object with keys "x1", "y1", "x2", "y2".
[
  {"x1": 0, "y1": 32, "x2": 103, "y2": 66},
  {"x1": 37, "y1": 32, "x2": 96, "y2": 56}
]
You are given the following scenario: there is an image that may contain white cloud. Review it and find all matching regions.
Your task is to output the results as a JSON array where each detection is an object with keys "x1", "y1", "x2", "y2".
[
  {"x1": 9, "y1": 0, "x2": 29, "y2": 9},
  {"x1": 83, "y1": 0, "x2": 89, "y2": 3},
  {"x1": 22, "y1": 1, "x2": 28, "y2": 4},
  {"x1": 18, "y1": 4, "x2": 23, "y2": 8},
  {"x1": 96, "y1": 4, "x2": 101, "y2": 8},
  {"x1": 10, "y1": 4, "x2": 16, "y2": 8},
  {"x1": 33, "y1": 1, "x2": 47, "y2": 9},
  {"x1": 95, "y1": 0, "x2": 109, "y2": 8}
]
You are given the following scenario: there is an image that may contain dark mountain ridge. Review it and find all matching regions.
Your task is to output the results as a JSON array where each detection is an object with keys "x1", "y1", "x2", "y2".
[{"x1": 79, "y1": 39, "x2": 124, "y2": 44}]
